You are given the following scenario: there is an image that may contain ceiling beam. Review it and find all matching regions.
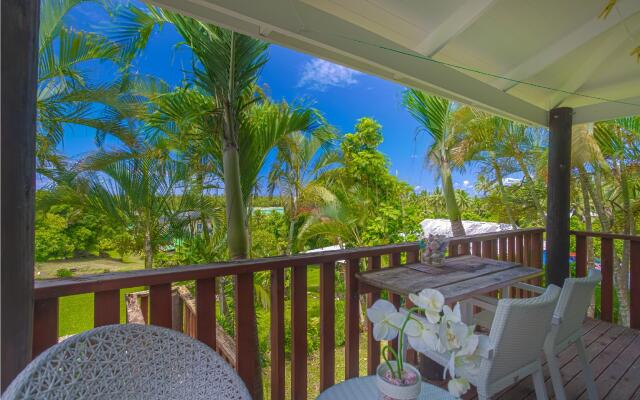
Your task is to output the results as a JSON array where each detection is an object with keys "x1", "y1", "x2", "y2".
[
  {"x1": 413, "y1": 0, "x2": 498, "y2": 57},
  {"x1": 573, "y1": 96, "x2": 640, "y2": 124},
  {"x1": 558, "y1": 78, "x2": 640, "y2": 108},
  {"x1": 546, "y1": 21, "x2": 640, "y2": 110},
  {"x1": 494, "y1": 0, "x2": 640, "y2": 91}
]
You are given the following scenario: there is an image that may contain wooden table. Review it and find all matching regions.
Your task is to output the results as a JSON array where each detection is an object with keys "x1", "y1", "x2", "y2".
[
  {"x1": 356, "y1": 254, "x2": 543, "y2": 380},
  {"x1": 356, "y1": 255, "x2": 542, "y2": 303}
]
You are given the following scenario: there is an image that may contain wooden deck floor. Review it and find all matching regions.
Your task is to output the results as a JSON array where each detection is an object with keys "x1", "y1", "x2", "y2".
[{"x1": 455, "y1": 318, "x2": 640, "y2": 400}]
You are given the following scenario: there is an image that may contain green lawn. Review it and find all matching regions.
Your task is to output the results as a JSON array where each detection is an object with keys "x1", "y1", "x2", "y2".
[{"x1": 59, "y1": 287, "x2": 145, "y2": 337}]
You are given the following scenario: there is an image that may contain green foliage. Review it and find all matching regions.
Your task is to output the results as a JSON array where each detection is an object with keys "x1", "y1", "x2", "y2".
[{"x1": 55, "y1": 268, "x2": 74, "y2": 278}]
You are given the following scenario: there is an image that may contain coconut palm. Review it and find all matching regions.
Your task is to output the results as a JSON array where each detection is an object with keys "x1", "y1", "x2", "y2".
[
  {"x1": 36, "y1": 0, "x2": 140, "y2": 171},
  {"x1": 454, "y1": 112, "x2": 518, "y2": 226},
  {"x1": 501, "y1": 121, "x2": 547, "y2": 224},
  {"x1": 593, "y1": 116, "x2": 640, "y2": 326},
  {"x1": 268, "y1": 129, "x2": 339, "y2": 253},
  {"x1": 402, "y1": 90, "x2": 466, "y2": 236}
]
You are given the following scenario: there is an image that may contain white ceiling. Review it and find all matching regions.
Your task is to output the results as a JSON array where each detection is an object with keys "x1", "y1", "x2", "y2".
[{"x1": 150, "y1": 0, "x2": 640, "y2": 126}]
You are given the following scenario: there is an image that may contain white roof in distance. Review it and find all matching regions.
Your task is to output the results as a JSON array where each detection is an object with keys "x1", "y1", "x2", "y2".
[
  {"x1": 151, "y1": 0, "x2": 640, "y2": 126},
  {"x1": 420, "y1": 218, "x2": 515, "y2": 238}
]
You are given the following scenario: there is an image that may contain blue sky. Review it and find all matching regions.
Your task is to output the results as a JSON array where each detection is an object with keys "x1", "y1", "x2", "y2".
[{"x1": 61, "y1": 1, "x2": 480, "y2": 193}]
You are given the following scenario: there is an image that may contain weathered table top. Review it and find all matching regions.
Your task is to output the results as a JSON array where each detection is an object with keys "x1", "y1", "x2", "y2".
[{"x1": 356, "y1": 255, "x2": 542, "y2": 303}]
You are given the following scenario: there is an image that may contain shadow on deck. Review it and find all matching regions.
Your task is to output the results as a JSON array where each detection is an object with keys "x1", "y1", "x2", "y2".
[{"x1": 442, "y1": 318, "x2": 640, "y2": 399}]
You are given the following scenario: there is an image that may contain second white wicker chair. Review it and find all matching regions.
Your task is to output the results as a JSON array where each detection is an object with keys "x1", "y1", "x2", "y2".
[
  {"x1": 3, "y1": 324, "x2": 251, "y2": 400},
  {"x1": 471, "y1": 269, "x2": 602, "y2": 400},
  {"x1": 415, "y1": 285, "x2": 561, "y2": 400}
]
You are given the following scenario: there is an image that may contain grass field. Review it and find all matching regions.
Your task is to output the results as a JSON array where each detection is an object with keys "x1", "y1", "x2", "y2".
[{"x1": 37, "y1": 255, "x2": 145, "y2": 336}]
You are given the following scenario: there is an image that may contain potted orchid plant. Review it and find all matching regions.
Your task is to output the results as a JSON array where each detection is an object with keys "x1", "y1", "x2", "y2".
[
  {"x1": 418, "y1": 234, "x2": 448, "y2": 266},
  {"x1": 367, "y1": 288, "x2": 489, "y2": 399}
]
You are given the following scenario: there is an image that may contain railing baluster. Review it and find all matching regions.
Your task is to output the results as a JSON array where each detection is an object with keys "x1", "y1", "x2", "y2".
[
  {"x1": 345, "y1": 258, "x2": 360, "y2": 379},
  {"x1": 448, "y1": 242, "x2": 459, "y2": 257},
  {"x1": 499, "y1": 237, "x2": 507, "y2": 261},
  {"x1": 94, "y1": 290, "x2": 119, "y2": 327},
  {"x1": 140, "y1": 294, "x2": 148, "y2": 323},
  {"x1": 150, "y1": 283, "x2": 172, "y2": 328},
  {"x1": 508, "y1": 234, "x2": 516, "y2": 262},
  {"x1": 630, "y1": 240, "x2": 640, "y2": 330},
  {"x1": 367, "y1": 255, "x2": 381, "y2": 376},
  {"x1": 515, "y1": 234, "x2": 524, "y2": 263},
  {"x1": 292, "y1": 266, "x2": 308, "y2": 399},
  {"x1": 319, "y1": 262, "x2": 335, "y2": 392},
  {"x1": 33, "y1": 298, "x2": 58, "y2": 357},
  {"x1": 270, "y1": 269, "x2": 285, "y2": 400},
  {"x1": 196, "y1": 278, "x2": 216, "y2": 349},
  {"x1": 523, "y1": 232, "x2": 532, "y2": 267},
  {"x1": 491, "y1": 239, "x2": 498, "y2": 259},
  {"x1": 530, "y1": 231, "x2": 543, "y2": 287},
  {"x1": 575, "y1": 234, "x2": 587, "y2": 277},
  {"x1": 600, "y1": 238, "x2": 614, "y2": 322},
  {"x1": 235, "y1": 272, "x2": 260, "y2": 399},
  {"x1": 388, "y1": 253, "x2": 402, "y2": 359},
  {"x1": 481, "y1": 240, "x2": 493, "y2": 258},
  {"x1": 472, "y1": 240, "x2": 481, "y2": 256},
  {"x1": 406, "y1": 249, "x2": 419, "y2": 263}
]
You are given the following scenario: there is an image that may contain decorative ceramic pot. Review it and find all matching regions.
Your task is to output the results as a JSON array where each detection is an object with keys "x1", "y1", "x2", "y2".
[{"x1": 376, "y1": 363, "x2": 421, "y2": 400}]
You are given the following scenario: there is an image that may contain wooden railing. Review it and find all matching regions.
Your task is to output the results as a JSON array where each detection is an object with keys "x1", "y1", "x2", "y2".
[
  {"x1": 124, "y1": 287, "x2": 236, "y2": 366},
  {"x1": 571, "y1": 230, "x2": 640, "y2": 329},
  {"x1": 32, "y1": 228, "x2": 544, "y2": 399}
]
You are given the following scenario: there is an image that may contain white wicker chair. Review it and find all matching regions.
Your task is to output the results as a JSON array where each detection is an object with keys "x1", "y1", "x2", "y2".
[
  {"x1": 471, "y1": 269, "x2": 601, "y2": 400},
  {"x1": 3, "y1": 324, "x2": 251, "y2": 400},
  {"x1": 413, "y1": 285, "x2": 561, "y2": 400}
]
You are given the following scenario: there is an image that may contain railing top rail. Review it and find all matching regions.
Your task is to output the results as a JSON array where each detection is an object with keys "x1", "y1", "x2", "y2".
[
  {"x1": 448, "y1": 227, "x2": 544, "y2": 244},
  {"x1": 34, "y1": 242, "x2": 418, "y2": 299},
  {"x1": 571, "y1": 230, "x2": 640, "y2": 242},
  {"x1": 33, "y1": 227, "x2": 542, "y2": 300}
]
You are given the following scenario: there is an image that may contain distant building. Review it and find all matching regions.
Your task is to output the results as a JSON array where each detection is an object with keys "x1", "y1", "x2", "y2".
[{"x1": 420, "y1": 218, "x2": 516, "y2": 238}]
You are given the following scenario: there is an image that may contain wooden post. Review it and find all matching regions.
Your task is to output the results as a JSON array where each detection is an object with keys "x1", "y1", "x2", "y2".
[
  {"x1": 546, "y1": 107, "x2": 573, "y2": 286},
  {"x1": 1, "y1": 0, "x2": 40, "y2": 391},
  {"x1": 319, "y1": 262, "x2": 335, "y2": 392},
  {"x1": 235, "y1": 273, "x2": 261, "y2": 399}
]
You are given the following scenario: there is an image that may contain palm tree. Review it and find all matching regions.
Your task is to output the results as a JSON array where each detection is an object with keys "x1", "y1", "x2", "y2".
[
  {"x1": 36, "y1": 0, "x2": 138, "y2": 171},
  {"x1": 268, "y1": 129, "x2": 339, "y2": 253},
  {"x1": 81, "y1": 148, "x2": 209, "y2": 269},
  {"x1": 593, "y1": 116, "x2": 640, "y2": 326},
  {"x1": 402, "y1": 90, "x2": 466, "y2": 236},
  {"x1": 454, "y1": 112, "x2": 518, "y2": 226},
  {"x1": 501, "y1": 122, "x2": 547, "y2": 224},
  {"x1": 112, "y1": 5, "x2": 268, "y2": 259}
]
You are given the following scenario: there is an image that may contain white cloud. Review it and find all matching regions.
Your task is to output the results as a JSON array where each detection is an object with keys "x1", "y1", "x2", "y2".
[
  {"x1": 297, "y1": 59, "x2": 362, "y2": 91},
  {"x1": 463, "y1": 180, "x2": 470, "y2": 187}
]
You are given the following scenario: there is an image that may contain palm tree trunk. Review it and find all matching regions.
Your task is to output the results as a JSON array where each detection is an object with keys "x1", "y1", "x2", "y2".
[
  {"x1": 144, "y1": 228, "x2": 153, "y2": 269},
  {"x1": 514, "y1": 154, "x2": 546, "y2": 223},
  {"x1": 591, "y1": 168, "x2": 612, "y2": 231},
  {"x1": 617, "y1": 160, "x2": 631, "y2": 326},
  {"x1": 493, "y1": 160, "x2": 516, "y2": 227},
  {"x1": 441, "y1": 163, "x2": 465, "y2": 237},
  {"x1": 222, "y1": 141, "x2": 248, "y2": 259},
  {"x1": 577, "y1": 166, "x2": 596, "y2": 316}
]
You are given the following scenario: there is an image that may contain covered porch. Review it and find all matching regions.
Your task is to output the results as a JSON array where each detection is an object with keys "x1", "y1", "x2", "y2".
[{"x1": 3, "y1": 0, "x2": 640, "y2": 398}]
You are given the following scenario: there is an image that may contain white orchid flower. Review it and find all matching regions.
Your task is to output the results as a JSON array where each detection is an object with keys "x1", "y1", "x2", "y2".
[
  {"x1": 366, "y1": 299, "x2": 404, "y2": 341},
  {"x1": 448, "y1": 377, "x2": 470, "y2": 398},
  {"x1": 457, "y1": 332, "x2": 479, "y2": 357},
  {"x1": 409, "y1": 288, "x2": 444, "y2": 323},
  {"x1": 405, "y1": 319, "x2": 443, "y2": 353},
  {"x1": 440, "y1": 320, "x2": 469, "y2": 351},
  {"x1": 442, "y1": 303, "x2": 462, "y2": 324}
]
